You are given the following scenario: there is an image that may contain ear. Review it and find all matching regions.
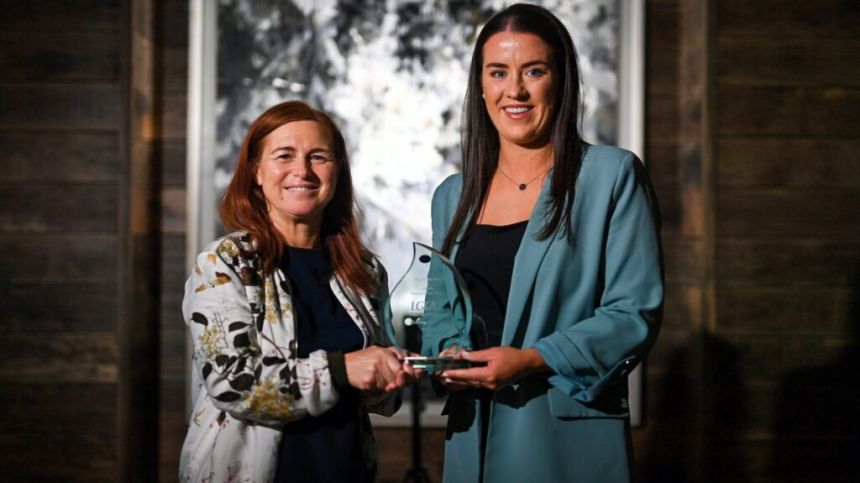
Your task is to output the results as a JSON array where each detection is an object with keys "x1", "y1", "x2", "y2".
[{"x1": 254, "y1": 164, "x2": 262, "y2": 186}]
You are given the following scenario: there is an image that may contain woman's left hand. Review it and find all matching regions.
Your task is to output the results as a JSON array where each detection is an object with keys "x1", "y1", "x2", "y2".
[{"x1": 440, "y1": 347, "x2": 547, "y2": 390}]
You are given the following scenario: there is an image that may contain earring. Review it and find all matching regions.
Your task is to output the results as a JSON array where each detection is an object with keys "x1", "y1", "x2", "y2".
[{"x1": 481, "y1": 93, "x2": 485, "y2": 99}]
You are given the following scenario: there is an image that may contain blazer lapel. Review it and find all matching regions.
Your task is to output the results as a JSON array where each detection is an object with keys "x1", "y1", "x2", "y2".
[{"x1": 501, "y1": 178, "x2": 555, "y2": 346}]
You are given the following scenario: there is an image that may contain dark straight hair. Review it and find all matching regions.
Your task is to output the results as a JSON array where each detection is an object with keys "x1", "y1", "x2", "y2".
[{"x1": 441, "y1": 3, "x2": 586, "y2": 254}]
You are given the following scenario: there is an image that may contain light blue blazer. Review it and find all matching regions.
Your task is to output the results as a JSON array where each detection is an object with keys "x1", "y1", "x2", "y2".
[{"x1": 421, "y1": 145, "x2": 663, "y2": 483}]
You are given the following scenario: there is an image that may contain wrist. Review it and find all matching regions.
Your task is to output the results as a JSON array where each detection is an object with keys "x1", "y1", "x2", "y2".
[{"x1": 522, "y1": 348, "x2": 548, "y2": 374}]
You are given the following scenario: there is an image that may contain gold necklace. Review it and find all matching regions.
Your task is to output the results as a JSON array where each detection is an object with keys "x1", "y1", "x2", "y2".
[{"x1": 497, "y1": 164, "x2": 551, "y2": 191}]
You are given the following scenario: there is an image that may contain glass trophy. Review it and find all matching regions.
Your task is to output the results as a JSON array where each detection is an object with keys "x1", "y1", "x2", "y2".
[{"x1": 383, "y1": 242, "x2": 478, "y2": 371}]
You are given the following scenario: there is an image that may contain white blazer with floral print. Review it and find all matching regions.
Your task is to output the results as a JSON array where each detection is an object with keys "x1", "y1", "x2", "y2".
[{"x1": 179, "y1": 232, "x2": 398, "y2": 483}]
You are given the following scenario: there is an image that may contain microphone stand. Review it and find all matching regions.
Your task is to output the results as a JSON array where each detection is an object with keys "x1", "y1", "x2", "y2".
[{"x1": 403, "y1": 326, "x2": 432, "y2": 483}]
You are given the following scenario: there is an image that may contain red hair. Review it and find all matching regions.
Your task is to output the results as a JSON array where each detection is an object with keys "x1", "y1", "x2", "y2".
[{"x1": 220, "y1": 100, "x2": 375, "y2": 295}]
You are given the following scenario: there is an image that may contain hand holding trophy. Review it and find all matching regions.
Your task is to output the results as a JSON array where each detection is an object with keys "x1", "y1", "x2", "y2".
[{"x1": 383, "y1": 242, "x2": 480, "y2": 372}]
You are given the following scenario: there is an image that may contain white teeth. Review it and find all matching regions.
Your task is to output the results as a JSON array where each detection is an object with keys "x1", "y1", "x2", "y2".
[
  {"x1": 505, "y1": 106, "x2": 529, "y2": 113},
  {"x1": 286, "y1": 187, "x2": 315, "y2": 192}
]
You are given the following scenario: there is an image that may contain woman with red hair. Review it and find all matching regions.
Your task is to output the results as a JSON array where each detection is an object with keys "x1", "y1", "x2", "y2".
[{"x1": 180, "y1": 100, "x2": 412, "y2": 482}]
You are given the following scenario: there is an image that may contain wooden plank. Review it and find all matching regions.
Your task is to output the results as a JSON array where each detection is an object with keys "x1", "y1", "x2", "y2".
[
  {"x1": 716, "y1": 286, "x2": 855, "y2": 334},
  {"x1": 155, "y1": 0, "x2": 190, "y2": 50},
  {"x1": 0, "y1": 0, "x2": 120, "y2": 33},
  {"x1": 0, "y1": 32, "x2": 119, "y2": 81},
  {"x1": 647, "y1": 49, "x2": 679, "y2": 97},
  {"x1": 0, "y1": 182, "x2": 117, "y2": 233},
  {"x1": 717, "y1": 37, "x2": 860, "y2": 87},
  {"x1": 4, "y1": 283, "x2": 116, "y2": 331},
  {"x1": 0, "y1": 333, "x2": 117, "y2": 383},
  {"x1": 663, "y1": 238, "x2": 705, "y2": 283},
  {"x1": 161, "y1": 140, "x2": 187, "y2": 186},
  {"x1": 662, "y1": 281, "x2": 704, "y2": 330},
  {"x1": 716, "y1": 240, "x2": 860, "y2": 286},
  {"x1": 159, "y1": 47, "x2": 190, "y2": 94},
  {"x1": 710, "y1": 333, "x2": 851, "y2": 384},
  {"x1": 155, "y1": 94, "x2": 188, "y2": 141},
  {"x1": 717, "y1": 138, "x2": 860, "y2": 187},
  {"x1": 0, "y1": 234, "x2": 117, "y2": 282},
  {"x1": 160, "y1": 328, "x2": 186, "y2": 379},
  {"x1": 0, "y1": 132, "x2": 119, "y2": 182},
  {"x1": 717, "y1": 0, "x2": 860, "y2": 39},
  {"x1": 716, "y1": 188, "x2": 860, "y2": 240},
  {"x1": 716, "y1": 85, "x2": 860, "y2": 137},
  {"x1": 0, "y1": 84, "x2": 122, "y2": 131},
  {"x1": 647, "y1": 94, "x2": 680, "y2": 144}
]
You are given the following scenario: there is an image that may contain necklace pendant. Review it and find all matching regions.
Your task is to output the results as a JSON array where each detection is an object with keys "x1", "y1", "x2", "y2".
[{"x1": 518, "y1": 183, "x2": 527, "y2": 191}]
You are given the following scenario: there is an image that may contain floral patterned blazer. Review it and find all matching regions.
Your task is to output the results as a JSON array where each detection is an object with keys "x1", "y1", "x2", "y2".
[{"x1": 179, "y1": 232, "x2": 398, "y2": 483}]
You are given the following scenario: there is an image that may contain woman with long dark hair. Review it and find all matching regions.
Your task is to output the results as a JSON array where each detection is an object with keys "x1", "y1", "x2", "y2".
[
  {"x1": 420, "y1": 4, "x2": 663, "y2": 482},
  {"x1": 180, "y1": 101, "x2": 414, "y2": 482}
]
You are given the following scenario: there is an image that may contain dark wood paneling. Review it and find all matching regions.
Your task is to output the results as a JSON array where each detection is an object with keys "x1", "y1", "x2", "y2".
[
  {"x1": 0, "y1": 84, "x2": 122, "y2": 131},
  {"x1": 376, "y1": 428, "x2": 446, "y2": 483},
  {"x1": 0, "y1": 234, "x2": 117, "y2": 282},
  {"x1": 0, "y1": 132, "x2": 119, "y2": 182},
  {"x1": 0, "y1": 333, "x2": 117, "y2": 383},
  {"x1": 648, "y1": 94, "x2": 680, "y2": 144},
  {"x1": 0, "y1": 0, "x2": 121, "y2": 33},
  {"x1": 716, "y1": 286, "x2": 854, "y2": 334},
  {"x1": 712, "y1": 333, "x2": 850, "y2": 384},
  {"x1": 4, "y1": 283, "x2": 116, "y2": 331},
  {"x1": 717, "y1": 37, "x2": 860, "y2": 87},
  {"x1": 0, "y1": 183, "x2": 117, "y2": 233},
  {"x1": 0, "y1": 383, "x2": 117, "y2": 482},
  {"x1": 0, "y1": 32, "x2": 119, "y2": 81},
  {"x1": 716, "y1": 85, "x2": 860, "y2": 137},
  {"x1": 717, "y1": 0, "x2": 860, "y2": 39},
  {"x1": 716, "y1": 240, "x2": 860, "y2": 286},
  {"x1": 716, "y1": 189, "x2": 860, "y2": 239},
  {"x1": 161, "y1": 186, "x2": 186, "y2": 234},
  {"x1": 717, "y1": 138, "x2": 860, "y2": 187}
]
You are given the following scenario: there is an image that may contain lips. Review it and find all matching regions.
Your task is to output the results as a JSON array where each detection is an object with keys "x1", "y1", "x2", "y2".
[
  {"x1": 504, "y1": 105, "x2": 531, "y2": 113},
  {"x1": 285, "y1": 185, "x2": 318, "y2": 192}
]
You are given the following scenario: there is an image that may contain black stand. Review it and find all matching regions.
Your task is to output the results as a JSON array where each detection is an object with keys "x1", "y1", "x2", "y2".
[{"x1": 403, "y1": 327, "x2": 432, "y2": 483}]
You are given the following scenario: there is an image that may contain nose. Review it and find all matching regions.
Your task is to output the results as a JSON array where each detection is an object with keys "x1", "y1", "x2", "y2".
[
  {"x1": 291, "y1": 156, "x2": 312, "y2": 178},
  {"x1": 505, "y1": 73, "x2": 527, "y2": 99}
]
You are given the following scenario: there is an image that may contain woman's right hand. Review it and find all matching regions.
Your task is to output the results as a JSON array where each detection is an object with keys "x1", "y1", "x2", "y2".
[{"x1": 344, "y1": 346, "x2": 411, "y2": 392}]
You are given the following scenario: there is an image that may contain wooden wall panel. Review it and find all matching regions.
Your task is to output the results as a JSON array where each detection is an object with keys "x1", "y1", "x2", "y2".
[
  {"x1": 0, "y1": 0, "x2": 127, "y2": 480},
  {"x1": 717, "y1": 85, "x2": 860, "y2": 137},
  {"x1": 717, "y1": 0, "x2": 860, "y2": 38},
  {"x1": 0, "y1": 234, "x2": 117, "y2": 282},
  {"x1": 717, "y1": 37, "x2": 860, "y2": 87},
  {"x1": 0, "y1": 132, "x2": 119, "y2": 182},
  {"x1": 0, "y1": 0, "x2": 121, "y2": 33},
  {"x1": 0, "y1": 32, "x2": 120, "y2": 81},
  {"x1": 0, "y1": 184, "x2": 117, "y2": 233},
  {"x1": 717, "y1": 138, "x2": 860, "y2": 187},
  {"x1": 711, "y1": 1, "x2": 860, "y2": 482},
  {"x1": 5, "y1": 283, "x2": 117, "y2": 331},
  {"x1": 716, "y1": 189, "x2": 860, "y2": 239},
  {"x1": 0, "y1": 84, "x2": 122, "y2": 131},
  {"x1": 0, "y1": 333, "x2": 118, "y2": 383}
]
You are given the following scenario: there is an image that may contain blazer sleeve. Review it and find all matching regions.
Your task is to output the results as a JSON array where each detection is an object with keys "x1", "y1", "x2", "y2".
[
  {"x1": 183, "y1": 244, "x2": 338, "y2": 427},
  {"x1": 534, "y1": 153, "x2": 663, "y2": 404},
  {"x1": 420, "y1": 175, "x2": 471, "y2": 356},
  {"x1": 360, "y1": 259, "x2": 403, "y2": 417}
]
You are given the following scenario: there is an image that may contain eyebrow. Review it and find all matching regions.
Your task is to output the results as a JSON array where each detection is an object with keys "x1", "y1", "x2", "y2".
[{"x1": 485, "y1": 60, "x2": 550, "y2": 69}]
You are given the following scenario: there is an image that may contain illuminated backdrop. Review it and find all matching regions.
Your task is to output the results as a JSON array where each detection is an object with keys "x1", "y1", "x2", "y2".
[{"x1": 214, "y1": 0, "x2": 619, "y2": 280}]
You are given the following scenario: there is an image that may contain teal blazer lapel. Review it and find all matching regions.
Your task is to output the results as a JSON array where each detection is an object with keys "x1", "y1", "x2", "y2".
[{"x1": 501, "y1": 177, "x2": 555, "y2": 347}]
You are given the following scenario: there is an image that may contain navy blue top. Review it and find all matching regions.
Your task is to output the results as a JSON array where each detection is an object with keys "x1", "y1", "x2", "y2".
[{"x1": 275, "y1": 246, "x2": 371, "y2": 483}]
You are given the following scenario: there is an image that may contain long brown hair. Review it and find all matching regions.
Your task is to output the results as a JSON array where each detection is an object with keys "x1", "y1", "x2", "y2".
[
  {"x1": 221, "y1": 100, "x2": 375, "y2": 295},
  {"x1": 442, "y1": 3, "x2": 586, "y2": 254}
]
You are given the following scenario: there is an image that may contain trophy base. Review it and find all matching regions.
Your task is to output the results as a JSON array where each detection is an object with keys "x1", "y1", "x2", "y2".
[{"x1": 404, "y1": 356, "x2": 481, "y2": 371}]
